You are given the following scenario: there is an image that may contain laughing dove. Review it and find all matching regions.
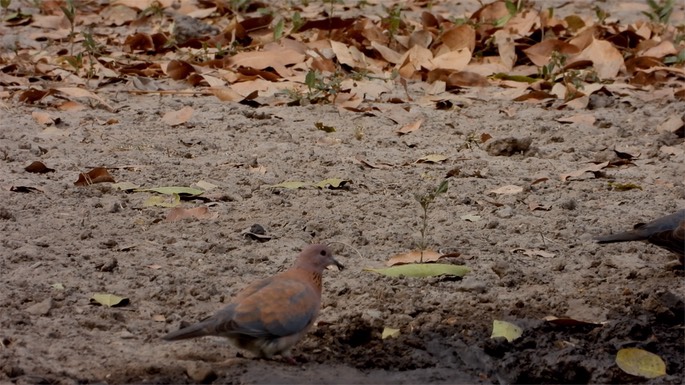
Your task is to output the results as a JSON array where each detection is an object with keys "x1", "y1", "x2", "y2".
[
  {"x1": 162, "y1": 244, "x2": 343, "y2": 360},
  {"x1": 595, "y1": 209, "x2": 685, "y2": 262}
]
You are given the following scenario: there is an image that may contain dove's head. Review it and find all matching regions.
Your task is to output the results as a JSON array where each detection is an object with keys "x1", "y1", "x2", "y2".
[{"x1": 296, "y1": 244, "x2": 344, "y2": 272}]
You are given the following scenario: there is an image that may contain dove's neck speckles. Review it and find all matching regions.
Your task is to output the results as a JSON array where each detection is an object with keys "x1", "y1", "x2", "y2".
[{"x1": 311, "y1": 272, "x2": 322, "y2": 291}]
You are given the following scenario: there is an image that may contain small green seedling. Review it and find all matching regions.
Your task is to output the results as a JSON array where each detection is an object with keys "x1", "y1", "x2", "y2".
[{"x1": 414, "y1": 179, "x2": 449, "y2": 262}]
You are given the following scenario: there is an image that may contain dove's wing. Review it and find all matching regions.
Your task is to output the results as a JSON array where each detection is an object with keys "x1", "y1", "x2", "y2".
[{"x1": 212, "y1": 277, "x2": 320, "y2": 338}]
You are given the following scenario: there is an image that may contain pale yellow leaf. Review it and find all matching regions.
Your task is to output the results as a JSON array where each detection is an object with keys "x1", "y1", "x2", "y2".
[
  {"x1": 615, "y1": 348, "x2": 666, "y2": 379},
  {"x1": 382, "y1": 327, "x2": 401, "y2": 339},
  {"x1": 491, "y1": 320, "x2": 522, "y2": 342},
  {"x1": 488, "y1": 185, "x2": 523, "y2": 195}
]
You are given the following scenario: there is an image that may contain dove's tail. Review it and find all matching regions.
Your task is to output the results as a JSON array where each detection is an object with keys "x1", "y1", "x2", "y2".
[
  {"x1": 595, "y1": 232, "x2": 645, "y2": 244},
  {"x1": 162, "y1": 320, "x2": 213, "y2": 341}
]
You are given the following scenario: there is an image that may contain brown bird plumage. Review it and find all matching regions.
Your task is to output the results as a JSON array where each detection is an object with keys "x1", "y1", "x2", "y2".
[
  {"x1": 595, "y1": 209, "x2": 685, "y2": 262},
  {"x1": 162, "y1": 244, "x2": 343, "y2": 359}
]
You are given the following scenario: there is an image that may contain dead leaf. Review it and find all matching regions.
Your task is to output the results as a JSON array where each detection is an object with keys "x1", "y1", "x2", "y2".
[
  {"x1": 416, "y1": 154, "x2": 448, "y2": 164},
  {"x1": 314, "y1": 178, "x2": 350, "y2": 189},
  {"x1": 10, "y1": 186, "x2": 44, "y2": 193},
  {"x1": 656, "y1": 114, "x2": 684, "y2": 137},
  {"x1": 528, "y1": 202, "x2": 552, "y2": 211},
  {"x1": 442, "y1": 25, "x2": 476, "y2": 53},
  {"x1": 90, "y1": 293, "x2": 129, "y2": 307},
  {"x1": 25, "y1": 161, "x2": 55, "y2": 173},
  {"x1": 460, "y1": 214, "x2": 481, "y2": 222},
  {"x1": 74, "y1": 168, "x2": 115, "y2": 186},
  {"x1": 615, "y1": 348, "x2": 666, "y2": 379},
  {"x1": 32, "y1": 111, "x2": 55, "y2": 126},
  {"x1": 430, "y1": 49, "x2": 472, "y2": 71},
  {"x1": 488, "y1": 185, "x2": 523, "y2": 195},
  {"x1": 523, "y1": 39, "x2": 580, "y2": 66},
  {"x1": 397, "y1": 119, "x2": 423, "y2": 135},
  {"x1": 543, "y1": 316, "x2": 604, "y2": 327},
  {"x1": 491, "y1": 320, "x2": 523, "y2": 342},
  {"x1": 556, "y1": 114, "x2": 596, "y2": 126},
  {"x1": 560, "y1": 162, "x2": 610, "y2": 181},
  {"x1": 567, "y1": 38, "x2": 625, "y2": 79},
  {"x1": 162, "y1": 106, "x2": 194, "y2": 126},
  {"x1": 354, "y1": 157, "x2": 394, "y2": 169},
  {"x1": 382, "y1": 327, "x2": 400, "y2": 339},
  {"x1": 386, "y1": 249, "x2": 446, "y2": 266}
]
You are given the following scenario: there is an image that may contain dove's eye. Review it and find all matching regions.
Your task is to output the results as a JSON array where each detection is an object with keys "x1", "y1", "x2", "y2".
[{"x1": 320, "y1": 250, "x2": 327, "y2": 256}]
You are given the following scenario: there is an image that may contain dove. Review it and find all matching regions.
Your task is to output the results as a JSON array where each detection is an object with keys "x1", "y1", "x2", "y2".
[
  {"x1": 595, "y1": 209, "x2": 685, "y2": 262},
  {"x1": 162, "y1": 244, "x2": 343, "y2": 360}
]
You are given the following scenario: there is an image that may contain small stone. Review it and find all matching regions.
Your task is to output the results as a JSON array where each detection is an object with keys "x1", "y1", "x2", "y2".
[
  {"x1": 485, "y1": 137, "x2": 532, "y2": 156},
  {"x1": 486, "y1": 220, "x2": 499, "y2": 229},
  {"x1": 495, "y1": 206, "x2": 513, "y2": 219},
  {"x1": 560, "y1": 199, "x2": 577, "y2": 210},
  {"x1": 185, "y1": 361, "x2": 217, "y2": 384},
  {"x1": 25, "y1": 298, "x2": 52, "y2": 316}
]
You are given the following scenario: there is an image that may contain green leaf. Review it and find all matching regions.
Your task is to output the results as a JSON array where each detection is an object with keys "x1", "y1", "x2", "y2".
[
  {"x1": 504, "y1": 0, "x2": 517, "y2": 15},
  {"x1": 90, "y1": 293, "x2": 129, "y2": 307},
  {"x1": 305, "y1": 70, "x2": 318, "y2": 90},
  {"x1": 273, "y1": 18, "x2": 284, "y2": 40},
  {"x1": 493, "y1": 14, "x2": 512, "y2": 27},
  {"x1": 364, "y1": 263, "x2": 469, "y2": 278},
  {"x1": 315, "y1": 178, "x2": 349, "y2": 189},
  {"x1": 616, "y1": 348, "x2": 666, "y2": 379},
  {"x1": 268, "y1": 181, "x2": 310, "y2": 189},
  {"x1": 134, "y1": 186, "x2": 204, "y2": 196},
  {"x1": 435, "y1": 180, "x2": 449, "y2": 195},
  {"x1": 491, "y1": 320, "x2": 523, "y2": 342},
  {"x1": 291, "y1": 11, "x2": 303, "y2": 32}
]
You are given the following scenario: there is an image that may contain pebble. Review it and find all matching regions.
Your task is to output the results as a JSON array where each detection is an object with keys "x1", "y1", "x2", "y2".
[{"x1": 185, "y1": 361, "x2": 217, "y2": 384}]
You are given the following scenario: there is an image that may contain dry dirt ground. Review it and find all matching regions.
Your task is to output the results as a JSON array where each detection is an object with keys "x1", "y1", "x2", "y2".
[
  {"x1": 2, "y1": 2, "x2": 685, "y2": 385},
  {"x1": 1, "y1": 83, "x2": 684, "y2": 384}
]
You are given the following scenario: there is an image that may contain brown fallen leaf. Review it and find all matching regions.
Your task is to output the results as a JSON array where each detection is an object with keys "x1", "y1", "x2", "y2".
[
  {"x1": 32, "y1": 111, "x2": 55, "y2": 126},
  {"x1": 165, "y1": 206, "x2": 218, "y2": 222},
  {"x1": 556, "y1": 114, "x2": 596, "y2": 126},
  {"x1": 560, "y1": 161, "x2": 610, "y2": 181},
  {"x1": 528, "y1": 202, "x2": 552, "y2": 211},
  {"x1": 25, "y1": 161, "x2": 55, "y2": 173},
  {"x1": 74, "y1": 168, "x2": 115, "y2": 186},
  {"x1": 567, "y1": 38, "x2": 625, "y2": 79},
  {"x1": 10, "y1": 186, "x2": 44, "y2": 193},
  {"x1": 386, "y1": 249, "x2": 446, "y2": 266},
  {"x1": 488, "y1": 185, "x2": 523, "y2": 195},
  {"x1": 162, "y1": 106, "x2": 194, "y2": 126},
  {"x1": 543, "y1": 316, "x2": 604, "y2": 327},
  {"x1": 397, "y1": 119, "x2": 423, "y2": 135},
  {"x1": 353, "y1": 157, "x2": 394, "y2": 170}
]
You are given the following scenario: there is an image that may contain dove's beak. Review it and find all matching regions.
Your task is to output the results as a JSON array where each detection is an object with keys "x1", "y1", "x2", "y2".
[{"x1": 330, "y1": 258, "x2": 344, "y2": 271}]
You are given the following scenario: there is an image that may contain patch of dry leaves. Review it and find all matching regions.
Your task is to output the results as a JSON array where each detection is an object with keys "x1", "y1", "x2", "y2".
[{"x1": 0, "y1": 0, "x2": 683, "y2": 113}]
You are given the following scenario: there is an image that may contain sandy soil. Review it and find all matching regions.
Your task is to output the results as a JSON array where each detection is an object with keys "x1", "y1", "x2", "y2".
[{"x1": 1, "y1": 1, "x2": 685, "y2": 384}]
